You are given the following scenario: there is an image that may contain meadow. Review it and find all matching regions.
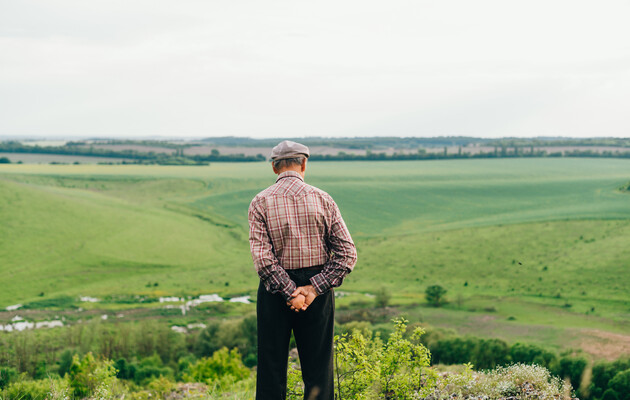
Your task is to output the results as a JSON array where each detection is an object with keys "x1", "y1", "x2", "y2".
[{"x1": 1, "y1": 158, "x2": 629, "y2": 360}]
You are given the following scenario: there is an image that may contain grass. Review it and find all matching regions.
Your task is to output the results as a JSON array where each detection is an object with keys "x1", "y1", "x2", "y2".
[{"x1": 1, "y1": 158, "x2": 629, "y2": 357}]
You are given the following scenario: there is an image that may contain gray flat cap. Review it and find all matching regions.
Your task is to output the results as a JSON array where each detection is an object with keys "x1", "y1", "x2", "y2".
[{"x1": 270, "y1": 140, "x2": 310, "y2": 161}]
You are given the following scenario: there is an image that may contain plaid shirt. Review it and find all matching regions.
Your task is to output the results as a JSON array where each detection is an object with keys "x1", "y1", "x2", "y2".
[{"x1": 248, "y1": 171, "x2": 357, "y2": 300}]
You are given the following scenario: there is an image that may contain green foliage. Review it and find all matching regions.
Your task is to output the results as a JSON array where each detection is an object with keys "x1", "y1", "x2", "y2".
[
  {"x1": 425, "y1": 285, "x2": 447, "y2": 307},
  {"x1": 133, "y1": 353, "x2": 173, "y2": 384},
  {"x1": 333, "y1": 327, "x2": 380, "y2": 399},
  {"x1": 286, "y1": 364, "x2": 304, "y2": 399},
  {"x1": 4, "y1": 376, "x2": 55, "y2": 400},
  {"x1": 183, "y1": 347, "x2": 249, "y2": 385},
  {"x1": 146, "y1": 375, "x2": 176, "y2": 398},
  {"x1": 589, "y1": 358, "x2": 630, "y2": 399},
  {"x1": 57, "y1": 350, "x2": 74, "y2": 378},
  {"x1": 0, "y1": 367, "x2": 17, "y2": 390},
  {"x1": 379, "y1": 318, "x2": 432, "y2": 399},
  {"x1": 194, "y1": 316, "x2": 257, "y2": 367},
  {"x1": 609, "y1": 369, "x2": 630, "y2": 400},
  {"x1": 374, "y1": 287, "x2": 391, "y2": 308},
  {"x1": 430, "y1": 337, "x2": 511, "y2": 369},
  {"x1": 510, "y1": 342, "x2": 558, "y2": 370},
  {"x1": 330, "y1": 317, "x2": 433, "y2": 399},
  {"x1": 554, "y1": 356, "x2": 588, "y2": 393},
  {"x1": 603, "y1": 388, "x2": 621, "y2": 400},
  {"x1": 0, "y1": 157, "x2": 11, "y2": 164},
  {"x1": 68, "y1": 352, "x2": 118, "y2": 398}
]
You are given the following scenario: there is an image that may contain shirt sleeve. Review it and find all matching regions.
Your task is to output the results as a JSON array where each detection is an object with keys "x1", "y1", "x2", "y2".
[
  {"x1": 248, "y1": 197, "x2": 296, "y2": 301},
  {"x1": 310, "y1": 199, "x2": 358, "y2": 295}
]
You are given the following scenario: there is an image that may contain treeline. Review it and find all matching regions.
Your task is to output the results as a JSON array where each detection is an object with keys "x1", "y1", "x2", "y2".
[
  {"x1": 0, "y1": 141, "x2": 265, "y2": 165},
  {"x1": 199, "y1": 136, "x2": 486, "y2": 149},
  {"x1": 1, "y1": 316, "x2": 628, "y2": 398},
  {"x1": 3, "y1": 139, "x2": 630, "y2": 165},
  {"x1": 1, "y1": 318, "x2": 584, "y2": 400},
  {"x1": 0, "y1": 317, "x2": 257, "y2": 381},
  {"x1": 310, "y1": 147, "x2": 630, "y2": 161},
  {"x1": 200, "y1": 136, "x2": 630, "y2": 149},
  {"x1": 488, "y1": 137, "x2": 630, "y2": 148}
]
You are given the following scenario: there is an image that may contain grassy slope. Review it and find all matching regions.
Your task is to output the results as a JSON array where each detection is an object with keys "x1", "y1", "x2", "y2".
[
  {"x1": 1, "y1": 159, "x2": 629, "y2": 354},
  {"x1": 0, "y1": 174, "x2": 256, "y2": 305}
]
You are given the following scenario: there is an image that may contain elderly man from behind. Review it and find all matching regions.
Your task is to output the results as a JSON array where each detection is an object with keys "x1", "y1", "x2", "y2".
[{"x1": 248, "y1": 140, "x2": 357, "y2": 400}]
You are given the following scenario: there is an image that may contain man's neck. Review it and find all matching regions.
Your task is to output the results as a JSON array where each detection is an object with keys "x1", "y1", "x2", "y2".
[{"x1": 277, "y1": 167, "x2": 305, "y2": 180}]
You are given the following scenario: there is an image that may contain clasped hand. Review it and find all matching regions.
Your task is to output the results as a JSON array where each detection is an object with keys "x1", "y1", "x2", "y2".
[{"x1": 286, "y1": 285, "x2": 318, "y2": 312}]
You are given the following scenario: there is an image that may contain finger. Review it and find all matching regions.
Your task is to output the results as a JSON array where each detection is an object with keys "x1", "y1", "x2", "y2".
[{"x1": 291, "y1": 288, "x2": 303, "y2": 297}]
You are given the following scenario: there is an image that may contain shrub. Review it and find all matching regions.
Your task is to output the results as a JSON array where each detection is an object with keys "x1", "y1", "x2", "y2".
[
  {"x1": 425, "y1": 285, "x2": 447, "y2": 307},
  {"x1": 3, "y1": 375, "x2": 70, "y2": 400},
  {"x1": 120, "y1": 353, "x2": 174, "y2": 385},
  {"x1": 183, "y1": 347, "x2": 249, "y2": 385},
  {"x1": 603, "y1": 388, "x2": 621, "y2": 400},
  {"x1": 554, "y1": 356, "x2": 588, "y2": 392},
  {"x1": 68, "y1": 352, "x2": 118, "y2": 398},
  {"x1": 0, "y1": 367, "x2": 17, "y2": 390},
  {"x1": 510, "y1": 342, "x2": 557, "y2": 369},
  {"x1": 609, "y1": 369, "x2": 630, "y2": 400},
  {"x1": 374, "y1": 287, "x2": 391, "y2": 308},
  {"x1": 4, "y1": 378, "x2": 51, "y2": 400},
  {"x1": 330, "y1": 317, "x2": 433, "y2": 399},
  {"x1": 460, "y1": 363, "x2": 573, "y2": 399},
  {"x1": 590, "y1": 358, "x2": 630, "y2": 398}
]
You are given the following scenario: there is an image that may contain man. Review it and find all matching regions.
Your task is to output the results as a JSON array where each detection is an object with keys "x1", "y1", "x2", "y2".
[{"x1": 248, "y1": 140, "x2": 357, "y2": 400}]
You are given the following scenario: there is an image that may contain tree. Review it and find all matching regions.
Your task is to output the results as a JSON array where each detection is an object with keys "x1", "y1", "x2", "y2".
[
  {"x1": 0, "y1": 157, "x2": 11, "y2": 164},
  {"x1": 610, "y1": 369, "x2": 630, "y2": 400},
  {"x1": 425, "y1": 285, "x2": 447, "y2": 307},
  {"x1": 375, "y1": 287, "x2": 391, "y2": 308}
]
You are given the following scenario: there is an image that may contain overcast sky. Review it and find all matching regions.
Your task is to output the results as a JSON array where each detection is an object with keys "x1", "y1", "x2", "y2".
[{"x1": 1, "y1": 0, "x2": 629, "y2": 139}]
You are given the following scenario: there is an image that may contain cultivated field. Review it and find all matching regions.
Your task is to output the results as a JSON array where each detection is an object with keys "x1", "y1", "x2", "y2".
[{"x1": 1, "y1": 158, "x2": 629, "y2": 358}]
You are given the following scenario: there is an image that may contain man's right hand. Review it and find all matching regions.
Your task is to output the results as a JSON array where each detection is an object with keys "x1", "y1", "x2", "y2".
[
  {"x1": 291, "y1": 285, "x2": 319, "y2": 311},
  {"x1": 287, "y1": 294, "x2": 306, "y2": 312}
]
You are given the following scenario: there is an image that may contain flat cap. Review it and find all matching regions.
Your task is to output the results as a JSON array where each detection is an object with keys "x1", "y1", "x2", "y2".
[{"x1": 270, "y1": 140, "x2": 310, "y2": 161}]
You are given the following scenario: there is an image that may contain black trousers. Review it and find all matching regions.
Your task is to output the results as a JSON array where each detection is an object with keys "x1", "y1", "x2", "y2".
[{"x1": 256, "y1": 267, "x2": 335, "y2": 400}]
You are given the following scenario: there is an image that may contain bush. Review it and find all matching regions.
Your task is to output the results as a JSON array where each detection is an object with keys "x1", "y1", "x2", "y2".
[
  {"x1": 184, "y1": 347, "x2": 249, "y2": 385},
  {"x1": 439, "y1": 363, "x2": 573, "y2": 399},
  {"x1": 0, "y1": 367, "x2": 17, "y2": 390},
  {"x1": 374, "y1": 287, "x2": 391, "y2": 308},
  {"x1": 193, "y1": 316, "x2": 257, "y2": 365},
  {"x1": 133, "y1": 353, "x2": 173, "y2": 384},
  {"x1": 554, "y1": 356, "x2": 587, "y2": 392},
  {"x1": 425, "y1": 285, "x2": 447, "y2": 307},
  {"x1": 610, "y1": 369, "x2": 630, "y2": 400},
  {"x1": 603, "y1": 388, "x2": 621, "y2": 400},
  {"x1": 329, "y1": 317, "x2": 432, "y2": 399},
  {"x1": 68, "y1": 352, "x2": 118, "y2": 398},
  {"x1": 510, "y1": 342, "x2": 557, "y2": 369},
  {"x1": 590, "y1": 358, "x2": 630, "y2": 399},
  {"x1": 3, "y1": 376, "x2": 70, "y2": 400}
]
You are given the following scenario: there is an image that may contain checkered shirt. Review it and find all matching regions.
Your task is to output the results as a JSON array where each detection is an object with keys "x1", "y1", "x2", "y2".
[{"x1": 248, "y1": 171, "x2": 357, "y2": 300}]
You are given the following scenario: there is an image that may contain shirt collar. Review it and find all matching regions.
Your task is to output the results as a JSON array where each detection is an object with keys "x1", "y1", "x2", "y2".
[{"x1": 276, "y1": 170, "x2": 304, "y2": 183}]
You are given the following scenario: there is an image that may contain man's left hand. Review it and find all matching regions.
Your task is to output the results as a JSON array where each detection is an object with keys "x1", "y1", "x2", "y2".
[
  {"x1": 291, "y1": 285, "x2": 319, "y2": 311},
  {"x1": 286, "y1": 294, "x2": 306, "y2": 312}
]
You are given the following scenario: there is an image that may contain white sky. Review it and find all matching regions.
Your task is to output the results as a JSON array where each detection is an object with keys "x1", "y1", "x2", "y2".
[{"x1": 1, "y1": 0, "x2": 629, "y2": 139}]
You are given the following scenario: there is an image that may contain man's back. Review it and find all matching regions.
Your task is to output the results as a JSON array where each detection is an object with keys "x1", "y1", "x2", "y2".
[
  {"x1": 248, "y1": 141, "x2": 356, "y2": 400},
  {"x1": 250, "y1": 170, "x2": 339, "y2": 270}
]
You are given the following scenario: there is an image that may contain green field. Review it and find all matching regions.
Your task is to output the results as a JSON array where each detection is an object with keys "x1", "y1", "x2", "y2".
[{"x1": 1, "y1": 158, "x2": 629, "y2": 358}]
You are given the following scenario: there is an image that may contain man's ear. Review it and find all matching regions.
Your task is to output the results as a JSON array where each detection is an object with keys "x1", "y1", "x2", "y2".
[
  {"x1": 272, "y1": 162, "x2": 279, "y2": 174},
  {"x1": 301, "y1": 158, "x2": 307, "y2": 172}
]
